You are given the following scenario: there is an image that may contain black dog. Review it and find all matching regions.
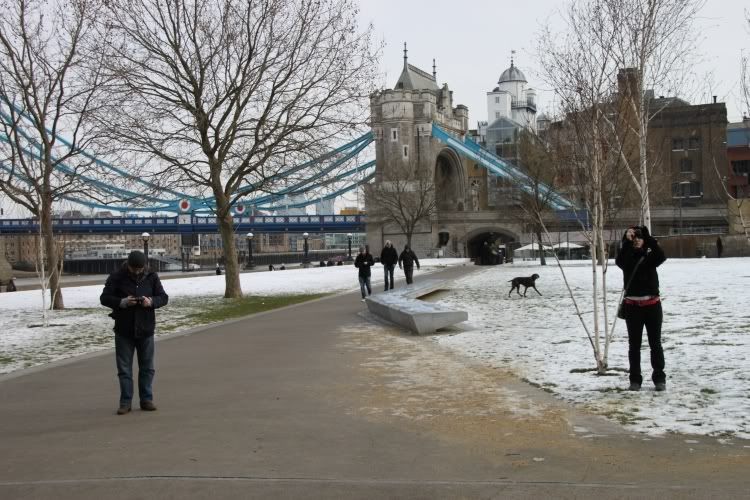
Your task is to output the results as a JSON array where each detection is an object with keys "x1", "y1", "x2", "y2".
[{"x1": 508, "y1": 274, "x2": 541, "y2": 297}]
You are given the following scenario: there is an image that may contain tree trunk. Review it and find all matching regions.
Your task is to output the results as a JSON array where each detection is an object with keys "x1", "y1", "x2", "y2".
[
  {"x1": 536, "y1": 229, "x2": 547, "y2": 265},
  {"x1": 639, "y1": 107, "x2": 652, "y2": 231},
  {"x1": 217, "y1": 212, "x2": 242, "y2": 299},
  {"x1": 40, "y1": 203, "x2": 64, "y2": 310}
]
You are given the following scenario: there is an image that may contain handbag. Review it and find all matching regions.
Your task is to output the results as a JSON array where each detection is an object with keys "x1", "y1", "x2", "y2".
[{"x1": 616, "y1": 256, "x2": 645, "y2": 320}]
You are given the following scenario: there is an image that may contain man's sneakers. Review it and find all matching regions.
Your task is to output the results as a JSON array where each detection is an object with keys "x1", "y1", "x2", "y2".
[
  {"x1": 627, "y1": 383, "x2": 641, "y2": 391},
  {"x1": 116, "y1": 405, "x2": 131, "y2": 415},
  {"x1": 140, "y1": 400, "x2": 157, "y2": 411}
]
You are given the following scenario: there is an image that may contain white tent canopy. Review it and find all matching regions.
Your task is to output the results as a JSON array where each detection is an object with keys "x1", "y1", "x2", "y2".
[
  {"x1": 552, "y1": 242, "x2": 584, "y2": 249},
  {"x1": 515, "y1": 243, "x2": 554, "y2": 252}
]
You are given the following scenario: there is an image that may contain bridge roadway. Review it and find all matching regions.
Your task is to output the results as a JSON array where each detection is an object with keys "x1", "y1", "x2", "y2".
[
  {"x1": 0, "y1": 214, "x2": 365, "y2": 235},
  {"x1": 0, "y1": 265, "x2": 747, "y2": 499}
]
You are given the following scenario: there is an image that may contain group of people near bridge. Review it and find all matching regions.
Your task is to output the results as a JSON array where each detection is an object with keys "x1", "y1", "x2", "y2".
[{"x1": 353, "y1": 241, "x2": 420, "y2": 301}]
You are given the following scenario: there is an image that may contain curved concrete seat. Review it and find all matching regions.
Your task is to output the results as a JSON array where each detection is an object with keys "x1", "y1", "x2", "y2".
[{"x1": 364, "y1": 279, "x2": 468, "y2": 335}]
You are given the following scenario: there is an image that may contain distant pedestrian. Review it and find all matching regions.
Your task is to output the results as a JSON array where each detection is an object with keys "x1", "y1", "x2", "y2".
[
  {"x1": 6, "y1": 277, "x2": 17, "y2": 292},
  {"x1": 615, "y1": 226, "x2": 667, "y2": 392},
  {"x1": 716, "y1": 236, "x2": 723, "y2": 258},
  {"x1": 268, "y1": 264, "x2": 275, "y2": 271},
  {"x1": 215, "y1": 264, "x2": 222, "y2": 275},
  {"x1": 354, "y1": 246, "x2": 374, "y2": 301},
  {"x1": 100, "y1": 250, "x2": 168, "y2": 415},
  {"x1": 280, "y1": 263, "x2": 286, "y2": 270},
  {"x1": 380, "y1": 240, "x2": 398, "y2": 291},
  {"x1": 398, "y1": 244, "x2": 420, "y2": 285}
]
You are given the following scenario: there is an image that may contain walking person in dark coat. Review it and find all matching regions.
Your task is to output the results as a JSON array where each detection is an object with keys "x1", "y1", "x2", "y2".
[
  {"x1": 354, "y1": 246, "x2": 374, "y2": 301},
  {"x1": 100, "y1": 251, "x2": 169, "y2": 415},
  {"x1": 615, "y1": 226, "x2": 667, "y2": 392},
  {"x1": 398, "y1": 244, "x2": 420, "y2": 285},
  {"x1": 716, "y1": 236, "x2": 723, "y2": 258},
  {"x1": 380, "y1": 240, "x2": 398, "y2": 291}
]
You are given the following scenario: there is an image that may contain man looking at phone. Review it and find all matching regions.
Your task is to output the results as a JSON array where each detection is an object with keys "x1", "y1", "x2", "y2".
[{"x1": 101, "y1": 250, "x2": 169, "y2": 415}]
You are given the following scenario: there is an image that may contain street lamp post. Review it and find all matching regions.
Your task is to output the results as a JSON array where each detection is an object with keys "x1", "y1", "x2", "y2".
[
  {"x1": 346, "y1": 233, "x2": 353, "y2": 261},
  {"x1": 673, "y1": 181, "x2": 692, "y2": 259},
  {"x1": 303, "y1": 232, "x2": 309, "y2": 267},
  {"x1": 246, "y1": 232, "x2": 255, "y2": 269},
  {"x1": 141, "y1": 232, "x2": 150, "y2": 266}
]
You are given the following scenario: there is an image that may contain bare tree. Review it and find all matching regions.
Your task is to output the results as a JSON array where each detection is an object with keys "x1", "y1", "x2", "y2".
[
  {"x1": 365, "y1": 175, "x2": 436, "y2": 248},
  {"x1": 513, "y1": 129, "x2": 563, "y2": 266},
  {"x1": 98, "y1": 0, "x2": 379, "y2": 298},
  {"x1": 538, "y1": 0, "x2": 633, "y2": 374},
  {"x1": 596, "y1": 0, "x2": 706, "y2": 231},
  {"x1": 0, "y1": 0, "x2": 108, "y2": 310}
]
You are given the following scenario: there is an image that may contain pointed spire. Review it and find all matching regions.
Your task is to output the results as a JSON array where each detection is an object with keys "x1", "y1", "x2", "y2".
[
  {"x1": 403, "y1": 42, "x2": 408, "y2": 70},
  {"x1": 511, "y1": 49, "x2": 516, "y2": 68},
  {"x1": 432, "y1": 58, "x2": 437, "y2": 79}
]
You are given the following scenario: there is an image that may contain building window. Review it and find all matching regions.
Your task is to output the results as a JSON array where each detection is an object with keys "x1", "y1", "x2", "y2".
[
  {"x1": 679, "y1": 158, "x2": 693, "y2": 173},
  {"x1": 672, "y1": 138, "x2": 684, "y2": 150},
  {"x1": 732, "y1": 159, "x2": 750, "y2": 176},
  {"x1": 495, "y1": 96, "x2": 500, "y2": 104},
  {"x1": 672, "y1": 181, "x2": 702, "y2": 198},
  {"x1": 402, "y1": 145, "x2": 409, "y2": 159},
  {"x1": 391, "y1": 128, "x2": 399, "y2": 142},
  {"x1": 495, "y1": 112, "x2": 500, "y2": 119},
  {"x1": 688, "y1": 137, "x2": 701, "y2": 150}
]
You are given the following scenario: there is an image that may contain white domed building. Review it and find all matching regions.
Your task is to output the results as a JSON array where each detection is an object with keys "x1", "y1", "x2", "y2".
[{"x1": 486, "y1": 60, "x2": 537, "y2": 131}]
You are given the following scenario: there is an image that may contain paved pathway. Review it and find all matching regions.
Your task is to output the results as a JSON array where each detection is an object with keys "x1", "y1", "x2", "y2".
[{"x1": 0, "y1": 265, "x2": 748, "y2": 499}]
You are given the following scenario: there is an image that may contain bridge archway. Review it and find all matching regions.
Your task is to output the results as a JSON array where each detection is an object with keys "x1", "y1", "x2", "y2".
[
  {"x1": 434, "y1": 148, "x2": 466, "y2": 212},
  {"x1": 465, "y1": 227, "x2": 517, "y2": 263}
]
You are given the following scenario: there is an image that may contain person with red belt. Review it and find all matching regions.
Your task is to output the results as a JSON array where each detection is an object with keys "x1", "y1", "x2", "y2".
[{"x1": 615, "y1": 225, "x2": 667, "y2": 392}]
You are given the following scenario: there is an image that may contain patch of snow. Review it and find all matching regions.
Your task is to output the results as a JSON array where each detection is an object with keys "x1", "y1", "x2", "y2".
[{"x1": 434, "y1": 257, "x2": 750, "y2": 439}]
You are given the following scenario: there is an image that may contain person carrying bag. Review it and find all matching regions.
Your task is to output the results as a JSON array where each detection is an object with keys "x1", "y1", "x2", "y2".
[{"x1": 615, "y1": 226, "x2": 667, "y2": 392}]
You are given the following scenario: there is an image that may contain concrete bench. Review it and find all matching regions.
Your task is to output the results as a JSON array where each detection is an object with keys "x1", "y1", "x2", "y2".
[{"x1": 364, "y1": 279, "x2": 468, "y2": 335}]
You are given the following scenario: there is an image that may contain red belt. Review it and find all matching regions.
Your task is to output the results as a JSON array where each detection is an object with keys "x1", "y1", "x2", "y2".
[{"x1": 624, "y1": 297, "x2": 661, "y2": 307}]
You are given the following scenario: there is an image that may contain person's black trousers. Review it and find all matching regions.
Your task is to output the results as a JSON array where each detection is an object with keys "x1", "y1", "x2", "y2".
[
  {"x1": 624, "y1": 302, "x2": 666, "y2": 385},
  {"x1": 403, "y1": 265, "x2": 414, "y2": 284},
  {"x1": 383, "y1": 264, "x2": 395, "y2": 290}
]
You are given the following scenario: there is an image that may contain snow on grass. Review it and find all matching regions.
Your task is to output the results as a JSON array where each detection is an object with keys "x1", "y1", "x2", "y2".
[
  {"x1": 0, "y1": 259, "x2": 467, "y2": 374},
  {"x1": 434, "y1": 257, "x2": 750, "y2": 439}
]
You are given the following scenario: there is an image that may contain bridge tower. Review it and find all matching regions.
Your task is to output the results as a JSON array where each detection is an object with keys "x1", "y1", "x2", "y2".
[{"x1": 366, "y1": 46, "x2": 523, "y2": 258}]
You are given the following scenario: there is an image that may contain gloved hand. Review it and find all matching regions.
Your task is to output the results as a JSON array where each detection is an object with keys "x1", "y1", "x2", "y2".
[{"x1": 640, "y1": 226, "x2": 658, "y2": 248}]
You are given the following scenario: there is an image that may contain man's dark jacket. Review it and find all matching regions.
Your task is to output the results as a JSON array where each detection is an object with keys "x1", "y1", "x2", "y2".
[
  {"x1": 398, "y1": 249, "x2": 420, "y2": 268},
  {"x1": 354, "y1": 252, "x2": 374, "y2": 278},
  {"x1": 380, "y1": 246, "x2": 398, "y2": 267},
  {"x1": 100, "y1": 265, "x2": 169, "y2": 338},
  {"x1": 615, "y1": 233, "x2": 666, "y2": 296}
]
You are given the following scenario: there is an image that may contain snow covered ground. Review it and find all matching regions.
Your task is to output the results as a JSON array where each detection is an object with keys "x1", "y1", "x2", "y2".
[
  {"x1": 1, "y1": 256, "x2": 749, "y2": 439},
  {"x1": 0, "y1": 259, "x2": 466, "y2": 374},
  {"x1": 435, "y1": 257, "x2": 750, "y2": 440}
]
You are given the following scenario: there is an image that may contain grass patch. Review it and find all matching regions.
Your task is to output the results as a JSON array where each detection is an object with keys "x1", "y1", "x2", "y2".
[{"x1": 185, "y1": 293, "x2": 330, "y2": 325}]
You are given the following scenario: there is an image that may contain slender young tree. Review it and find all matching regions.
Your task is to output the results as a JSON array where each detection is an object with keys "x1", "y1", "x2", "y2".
[
  {"x1": 0, "y1": 0, "x2": 108, "y2": 310},
  {"x1": 538, "y1": 0, "x2": 632, "y2": 373},
  {"x1": 98, "y1": 0, "x2": 379, "y2": 298},
  {"x1": 596, "y1": 0, "x2": 706, "y2": 231}
]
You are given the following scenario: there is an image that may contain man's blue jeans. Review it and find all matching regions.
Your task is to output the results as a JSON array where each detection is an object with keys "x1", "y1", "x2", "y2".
[
  {"x1": 358, "y1": 276, "x2": 371, "y2": 299},
  {"x1": 115, "y1": 334, "x2": 155, "y2": 406}
]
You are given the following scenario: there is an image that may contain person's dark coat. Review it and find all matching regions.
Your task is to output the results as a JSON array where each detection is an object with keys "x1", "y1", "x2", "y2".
[
  {"x1": 380, "y1": 246, "x2": 398, "y2": 267},
  {"x1": 615, "y1": 228, "x2": 666, "y2": 296},
  {"x1": 100, "y1": 264, "x2": 169, "y2": 338},
  {"x1": 354, "y1": 252, "x2": 374, "y2": 278},
  {"x1": 398, "y1": 248, "x2": 420, "y2": 269}
]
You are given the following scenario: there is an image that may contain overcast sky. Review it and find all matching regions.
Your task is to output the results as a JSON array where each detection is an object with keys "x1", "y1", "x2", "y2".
[{"x1": 358, "y1": 0, "x2": 749, "y2": 124}]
